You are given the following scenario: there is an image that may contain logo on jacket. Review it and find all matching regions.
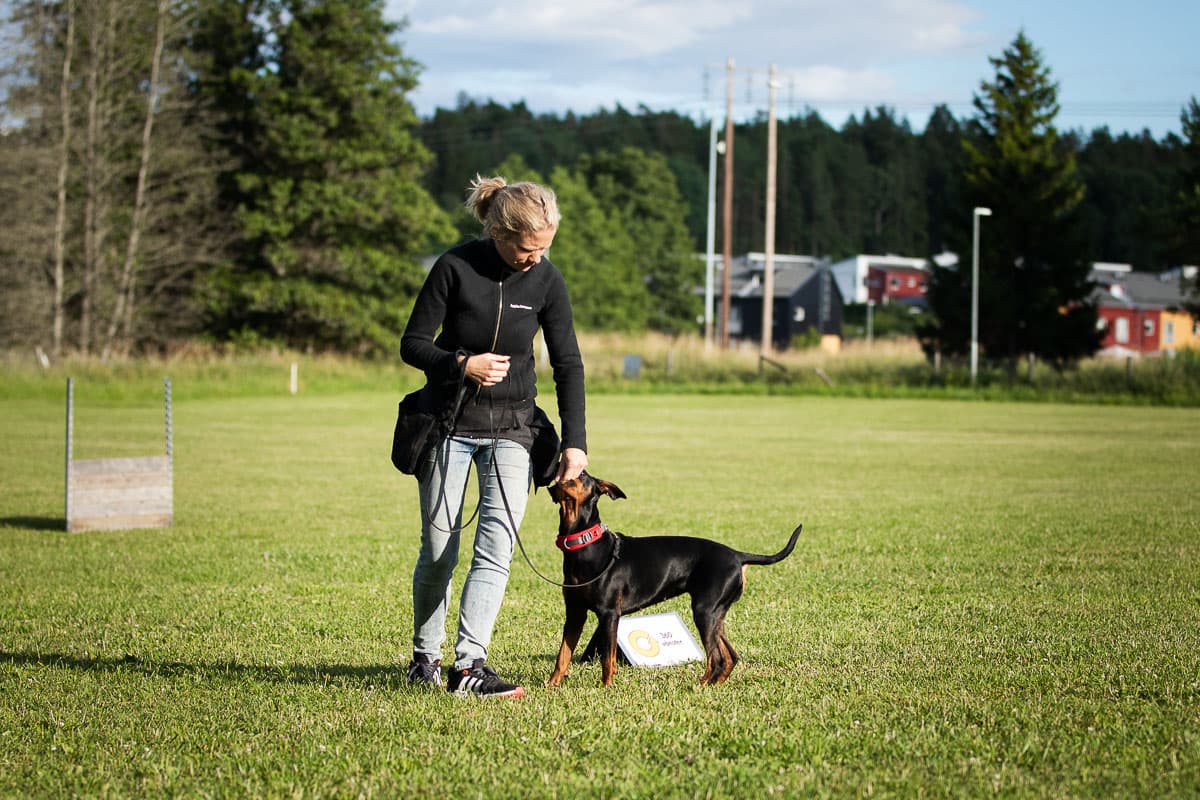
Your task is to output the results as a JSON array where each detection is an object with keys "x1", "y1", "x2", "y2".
[{"x1": 509, "y1": 303, "x2": 533, "y2": 310}]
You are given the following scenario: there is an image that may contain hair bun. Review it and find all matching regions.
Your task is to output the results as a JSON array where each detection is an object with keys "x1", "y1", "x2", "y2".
[
  {"x1": 465, "y1": 175, "x2": 508, "y2": 223},
  {"x1": 464, "y1": 174, "x2": 559, "y2": 238}
]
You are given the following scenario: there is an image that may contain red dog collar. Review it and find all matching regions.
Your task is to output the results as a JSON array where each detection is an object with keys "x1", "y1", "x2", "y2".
[{"x1": 556, "y1": 523, "x2": 607, "y2": 552}]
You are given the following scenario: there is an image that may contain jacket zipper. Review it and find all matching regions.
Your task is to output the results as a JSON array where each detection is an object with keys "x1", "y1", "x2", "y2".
[
  {"x1": 474, "y1": 279, "x2": 504, "y2": 401},
  {"x1": 490, "y1": 279, "x2": 503, "y2": 351}
]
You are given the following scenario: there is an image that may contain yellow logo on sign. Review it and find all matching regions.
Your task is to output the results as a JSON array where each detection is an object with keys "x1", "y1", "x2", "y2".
[{"x1": 626, "y1": 629, "x2": 661, "y2": 657}]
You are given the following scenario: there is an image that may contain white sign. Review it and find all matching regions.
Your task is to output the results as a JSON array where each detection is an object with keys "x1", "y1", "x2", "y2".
[{"x1": 616, "y1": 612, "x2": 704, "y2": 667}]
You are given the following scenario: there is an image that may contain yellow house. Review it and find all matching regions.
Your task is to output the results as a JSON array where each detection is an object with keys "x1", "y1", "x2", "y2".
[{"x1": 1159, "y1": 308, "x2": 1200, "y2": 352}]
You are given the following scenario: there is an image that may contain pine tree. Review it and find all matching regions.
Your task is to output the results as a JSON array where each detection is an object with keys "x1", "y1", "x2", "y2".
[
  {"x1": 1174, "y1": 97, "x2": 1200, "y2": 315},
  {"x1": 922, "y1": 31, "x2": 1100, "y2": 371},
  {"x1": 199, "y1": 0, "x2": 451, "y2": 354},
  {"x1": 843, "y1": 106, "x2": 927, "y2": 256},
  {"x1": 920, "y1": 105, "x2": 965, "y2": 256},
  {"x1": 779, "y1": 111, "x2": 861, "y2": 258},
  {"x1": 1077, "y1": 127, "x2": 1181, "y2": 270}
]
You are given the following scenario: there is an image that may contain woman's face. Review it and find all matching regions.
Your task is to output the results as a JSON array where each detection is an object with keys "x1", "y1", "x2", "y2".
[{"x1": 493, "y1": 227, "x2": 556, "y2": 272}]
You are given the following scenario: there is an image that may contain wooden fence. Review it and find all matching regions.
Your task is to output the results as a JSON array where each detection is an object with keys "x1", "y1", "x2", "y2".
[{"x1": 65, "y1": 378, "x2": 173, "y2": 533}]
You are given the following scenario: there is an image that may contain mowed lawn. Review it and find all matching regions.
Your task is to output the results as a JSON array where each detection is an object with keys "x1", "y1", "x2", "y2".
[{"x1": 1, "y1": 386, "x2": 1198, "y2": 798}]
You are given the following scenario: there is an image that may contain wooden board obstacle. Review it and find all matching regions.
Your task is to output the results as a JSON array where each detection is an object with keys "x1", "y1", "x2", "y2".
[{"x1": 65, "y1": 377, "x2": 173, "y2": 532}]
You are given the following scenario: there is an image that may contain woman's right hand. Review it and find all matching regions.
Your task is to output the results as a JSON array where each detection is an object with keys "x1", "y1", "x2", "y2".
[{"x1": 462, "y1": 352, "x2": 510, "y2": 387}]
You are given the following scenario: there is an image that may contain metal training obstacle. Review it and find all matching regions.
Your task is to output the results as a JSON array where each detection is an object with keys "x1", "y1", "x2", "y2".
[{"x1": 65, "y1": 377, "x2": 173, "y2": 533}]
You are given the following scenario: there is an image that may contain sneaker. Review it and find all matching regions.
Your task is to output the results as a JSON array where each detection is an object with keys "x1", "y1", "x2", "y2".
[
  {"x1": 446, "y1": 658, "x2": 526, "y2": 698},
  {"x1": 406, "y1": 653, "x2": 442, "y2": 688}
]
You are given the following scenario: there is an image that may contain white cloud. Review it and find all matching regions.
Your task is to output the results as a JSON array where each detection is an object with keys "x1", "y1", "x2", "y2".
[
  {"x1": 407, "y1": 0, "x2": 753, "y2": 58},
  {"x1": 872, "y1": 0, "x2": 988, "y2": 53},
  {"x1": 415, "y1": 66, "x2": 696, "y2": 116},
  {"x1": 388, "y1": 0, "x2": 1191, "y2": 136},
  {"x1": 390, "y1": 0, "x2": 993, "y2": 119},
  {"x1": 788, "y1": 65, "x2": 897, "y2": 102},
  {"x1": 712, "y1": 0, "x2": 988, "y2": 59}
]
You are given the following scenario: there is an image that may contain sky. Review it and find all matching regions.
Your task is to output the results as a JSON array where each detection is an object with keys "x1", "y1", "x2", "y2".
[{"x1": 384, "y1": 0, "x2": 1199, "y2": 139}]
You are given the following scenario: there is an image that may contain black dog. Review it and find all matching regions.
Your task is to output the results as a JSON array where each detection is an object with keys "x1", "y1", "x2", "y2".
[{"x1": 546, "y1": 472, "x2": 802, "y2": 687}]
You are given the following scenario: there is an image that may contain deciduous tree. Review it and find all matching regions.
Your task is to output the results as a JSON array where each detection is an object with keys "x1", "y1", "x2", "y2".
[
  {"x1": 579, "y1": 147, "x2": 700, "y2": 333},
  {"x1": 0, "y1": 0, "x2": 228, "y2": 356},
  {"x1": 488, "y1": 154, "x2": 648, "y2": 332}
]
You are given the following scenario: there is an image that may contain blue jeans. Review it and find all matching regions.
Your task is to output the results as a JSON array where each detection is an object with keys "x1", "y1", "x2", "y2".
[{"x1": 412, "y1": 435, "x2": 531, "y2": 671}]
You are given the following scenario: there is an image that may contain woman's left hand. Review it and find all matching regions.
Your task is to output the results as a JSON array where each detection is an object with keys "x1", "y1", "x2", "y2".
[{"x1": 555, "y1": 447, "x2": 588, "y2": 483}]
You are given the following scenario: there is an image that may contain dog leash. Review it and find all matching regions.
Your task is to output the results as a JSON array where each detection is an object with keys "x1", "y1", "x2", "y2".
[
  {"x1": 492, "y1": 451, "x2": 619, "y2": 589},
  {"x1": 425, "y1": 382, "x2": 476, "y2": 535},
  {"x1": 427, "y1": 277, "x2": 615, "y2": 587},
  {"x1": 423, "y1": 382, "x2": 617, "y2": 587},
  {"x1": 425, "y1": 291, "x2": 501, "y2": 535}
]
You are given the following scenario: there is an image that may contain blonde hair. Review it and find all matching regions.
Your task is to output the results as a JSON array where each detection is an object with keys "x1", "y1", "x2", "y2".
[{"x1": 465, "y1": 175, "x2": 560, "y2": 240}]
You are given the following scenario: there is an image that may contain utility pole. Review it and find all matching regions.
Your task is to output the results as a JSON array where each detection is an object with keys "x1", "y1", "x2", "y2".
[
  {"x1": 709, "y1": 59, "x2": 800, "y2": 351},
  {"x1": 720, "y1": 57, "x2": 735, "y2": 350},
  {"x1": 760, "y1": 64, "x2": 778, "y2": 359}
]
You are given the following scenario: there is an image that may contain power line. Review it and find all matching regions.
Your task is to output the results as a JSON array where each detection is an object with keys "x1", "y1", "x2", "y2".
[{"x1": 697, "y1": 62, "x2": 1188, "y2": 126}]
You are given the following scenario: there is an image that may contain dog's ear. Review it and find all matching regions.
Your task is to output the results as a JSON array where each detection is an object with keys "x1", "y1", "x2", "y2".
[{"x1": 594, "y1": 478, "x2": 626, "y2": 501}]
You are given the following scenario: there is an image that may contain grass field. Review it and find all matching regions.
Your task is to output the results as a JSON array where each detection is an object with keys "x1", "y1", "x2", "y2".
[{"x1": 2, "y1": 378, "x2": 1199, "y2": 797}]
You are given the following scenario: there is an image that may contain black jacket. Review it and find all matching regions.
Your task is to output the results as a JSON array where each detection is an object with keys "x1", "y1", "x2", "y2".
[{"x1": 400, "y1": 238, "x2": 586, "y2": 453}]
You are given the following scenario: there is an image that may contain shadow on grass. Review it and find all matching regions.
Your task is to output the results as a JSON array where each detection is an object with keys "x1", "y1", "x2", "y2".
[
  {"x1": 0, "y1": 650, "x2": 574, "y2": 689},
  {"x1": 0, "y1": 650, "x2": 409, "y2": 687},
  {"x1": 0, "y1": 516, "x2": 64, "y2": 532}
]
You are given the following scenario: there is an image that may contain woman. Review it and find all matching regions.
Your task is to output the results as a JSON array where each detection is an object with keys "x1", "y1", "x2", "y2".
[{"x1": 399, "y1": 175, "x2": 588, "y2": 698}]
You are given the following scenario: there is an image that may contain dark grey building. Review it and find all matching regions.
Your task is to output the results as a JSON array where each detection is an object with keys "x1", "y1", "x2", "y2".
[{"x1": 720, "y1": 254, "x2": 844, "y2": 350}]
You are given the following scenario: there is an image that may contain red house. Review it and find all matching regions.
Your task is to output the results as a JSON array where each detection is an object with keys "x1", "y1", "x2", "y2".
[
  {"x1": 1095, "y1": 302, "x2": 1160, "y2": 354},
  {"x1": 865, "y1": 265, "x2": 928, "y2": 306},
  {"x1": 1091, "y1": 263, "x2": 1192, "y2": 356}
]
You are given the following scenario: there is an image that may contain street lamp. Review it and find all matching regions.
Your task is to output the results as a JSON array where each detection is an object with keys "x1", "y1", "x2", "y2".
[
  {"x1": 866, "y1": 299, "x2": 875, "y2": 351},
  {"x1": 970, "y1": 206, "x2": 992, "y2": 386}
]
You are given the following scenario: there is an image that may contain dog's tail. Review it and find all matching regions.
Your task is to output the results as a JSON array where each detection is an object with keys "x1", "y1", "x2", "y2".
[{"x1": 738, "y1": 524, "x2": 803, "y2": 567}]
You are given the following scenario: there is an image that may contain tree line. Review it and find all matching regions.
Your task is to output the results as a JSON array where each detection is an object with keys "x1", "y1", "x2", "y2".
[
  {"x1": 418, "y1": 93, "x2": 1195, "y2": 275},
  {"x1": 2, "y1": 0, "x2": 1197, "y2": 366}
]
